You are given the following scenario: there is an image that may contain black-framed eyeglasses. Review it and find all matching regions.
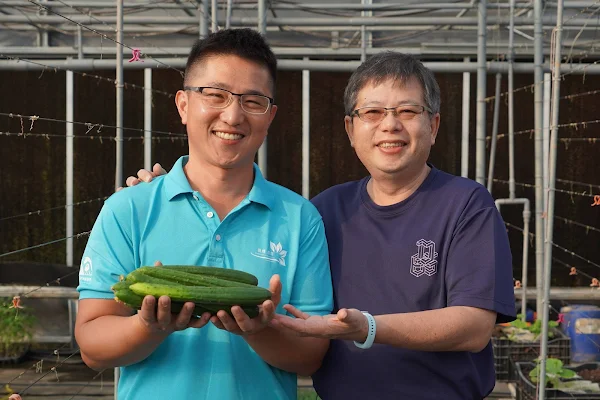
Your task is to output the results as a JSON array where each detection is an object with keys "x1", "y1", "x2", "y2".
[
  {"x1": 184, "y1": 86, "x2": 274, "y2": 115},
  {"x1": 349, "y1": 104, "x2": 432, "y2": 123}
]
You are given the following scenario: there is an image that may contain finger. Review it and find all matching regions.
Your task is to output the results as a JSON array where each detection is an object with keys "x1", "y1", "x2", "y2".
[
  {"x1": 259, "y1": 300, "x2": 276, "y2": 325},
  {"x1": 125, "y1": 176, "x2": 140, "y2": 187},
  {"x1": 155, "y1": 296, "x2": 173, "y2": 330},
  {"x1": 138, "y1": 295, "x2": 157, "y2": 325},
  {"x1": 188, "y1": 312, "x2": 212, "y2": 328},
  {"x1": 116, "y1": 186, "x2": 124, "y2": 192},
  {"x1": 138, "y1": 169, "x2": 154, "y2": 183},
  {"x1": 231, "y1": 306, "x2": 253, "y2": 332},
  {"x1": 173, "y1": 302, "x2": 196, "y2": 330},
  {"x1": 216, "y1": 310, "x2": 241, "y2": 333},
  {"x1": 153, "y1": 163, "x2": 167, "y2": 176},
  {"x1": 154, "y1": 260, "x2": 163, "y2": 267},
  {"x1": 283, "y1": 304, "x2": 311, "y2": 320},
  {"x1": 269, "y1": 274, "x2": 282, "y2": 306},
  {"x1": 210, "y1": 315, "x2": 226, "y2": 330}
]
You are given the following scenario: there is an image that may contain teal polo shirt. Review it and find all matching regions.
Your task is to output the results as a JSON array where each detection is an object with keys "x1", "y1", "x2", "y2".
[{"x1": 77, "y1": 155, "x2": 333, "y2": 400}]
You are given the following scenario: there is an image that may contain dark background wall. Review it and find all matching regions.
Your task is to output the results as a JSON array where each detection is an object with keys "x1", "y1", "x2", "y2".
[{"x1": 1, "y1": 68, "x2": 599, "y2": 289}]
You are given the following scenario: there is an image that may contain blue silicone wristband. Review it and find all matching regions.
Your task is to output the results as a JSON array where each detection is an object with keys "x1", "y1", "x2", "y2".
[{"x1": 354, "y1": 311, "x2": 376, "y2": 349}]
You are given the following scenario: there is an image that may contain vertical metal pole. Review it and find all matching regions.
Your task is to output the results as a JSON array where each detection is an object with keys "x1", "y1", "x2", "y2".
[
  {"x1": 144, "y1": 68, "x2": 152, "y2": 171},
  {"x1": 302, "y1": 60, "x2": 310, "y2": 199},
  {"x1": 115, "y1": 0, "x2": 124, "y2": 191},
  {"x1": 226, "y1": 0, "x2": 233, "y2": 29},
  {"x1": 211, "y1": 0, "x2": 218, "y2": 32},
  {"x1": 66, "y1": 68, "x2": 73, "y2": 267},
  {"x1": 76, "y1": 25, "x2": 83, "y2": 59},
  {"x1": 486, "y1": 73, "x2": 501, "y2": 194},
  {"x1": 360, "y1": 0, "x2": 371, "y2": 62},
  {"x1": 475, "y1": 0, "x2": 487, "y2": 185},
  {"x1": 534, "y1": 0, "x2": 545, "y2": 319},
  {"x1": 114, "y1": 4, "x2": 123, "y2": 395},
  {"x1": 461, "y1": 57, "x2": 470, "y2": 178},
  {"x1": 507, "y1": 0, "x2": 516, "y2": 199},
  {"x1": 539, "y1": 0, "x2": 564, "y2": 397},
  {"x1": 200, "y1": 0, "x2": 209, "y2": 38},
  {"x1": 39, "y1": 0, "x2": 49, "y2": 47},
  {"x1": 257, "y1": 0, "x2": 267, "y2": 178},
  {"x1": 543, "y1": 73, "x2": 551, "y2": 204}
]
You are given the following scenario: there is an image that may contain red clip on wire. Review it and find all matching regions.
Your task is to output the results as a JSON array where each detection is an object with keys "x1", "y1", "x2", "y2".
[
  {"x1": 128, "y1": 49, "x2": 143, "y2": 63},
  {"x1": 9, "y1": 296, "x2": 23, "y2": 309}
]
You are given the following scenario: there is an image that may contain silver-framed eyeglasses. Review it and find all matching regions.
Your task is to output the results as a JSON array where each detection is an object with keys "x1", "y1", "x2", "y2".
[
  {"x1": 184, "y1": 86, "x2": 274, "y2": 115},
  {"x1": 350, "y1": 104, "x2": 432, "y2": 123}
]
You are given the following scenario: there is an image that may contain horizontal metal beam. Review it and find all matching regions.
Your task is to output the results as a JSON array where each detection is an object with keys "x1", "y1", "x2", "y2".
[
  {"x1": 0, "y1": 1, "x2": 595, "y2": 10},
  {"x1": 1, "y1": 44, "x2": 598, "y2": 58},
  {"x1": 0, "y1": 14, "x2": 597, "y2": 27},
  {"x1": 514, "y1": 287, "x2": 600, "y2": 301},
  {"x1": 0, "y1": 285, "x2": 78, "y2": 298},
  {"x1": 1, "y1": 58, "x2": 600, "y2": 74}
]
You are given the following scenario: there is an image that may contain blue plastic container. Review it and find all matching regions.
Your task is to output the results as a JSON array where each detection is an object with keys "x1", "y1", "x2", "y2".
[
  {"x1": 560, "y1": 305, "x2": 599, "y2": 333},
  {"x1": 563, "y1": 305, "x2": 600, "y2": 362}
]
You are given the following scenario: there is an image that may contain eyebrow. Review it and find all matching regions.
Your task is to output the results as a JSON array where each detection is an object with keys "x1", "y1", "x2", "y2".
[
  {"x1": 359, "y1": 99, "x2": 422, "y2": 108},
  {"x1": 204, "y1": 81, "x2": 269, "y2": 97}
]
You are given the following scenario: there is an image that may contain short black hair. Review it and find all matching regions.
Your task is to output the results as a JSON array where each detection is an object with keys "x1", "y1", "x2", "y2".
[
  {"x1": 344, "y1": 52, "x2": 440, "y2": 117},
  {"x1": 184, "y1": 28, "x2": 277, "y2": 92}
]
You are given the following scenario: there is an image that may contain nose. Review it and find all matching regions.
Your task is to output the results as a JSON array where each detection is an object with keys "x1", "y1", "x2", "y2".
[
  {"x1": 379, "y1": 109, "x2": 403, "y2": 132},
  {"x1": 219, "y1": 95, "x2": 245, "y2": 126}
]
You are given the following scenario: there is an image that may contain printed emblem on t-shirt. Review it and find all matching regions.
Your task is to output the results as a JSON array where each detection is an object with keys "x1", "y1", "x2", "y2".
[
  {"x1": 251, "y1": 241, "x2": 288, "y2": 266},
  {"x1": 410, "y1": 239, "x2": 438, "y2": 277},
  {"x1": 79, "y1": 256, "x2": 93, "y2": 282}
]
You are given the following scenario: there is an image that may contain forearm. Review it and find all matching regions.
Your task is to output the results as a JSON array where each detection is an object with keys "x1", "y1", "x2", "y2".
[
  {"x1": 372, "y1": 306, "x2": 495, "y2": 352},
  {"x1": 245, "y1": 327, "x2": 329, "y2": 376},
  {"x1": 76, "y1": 314, "x2": 168, "y2": 370}
]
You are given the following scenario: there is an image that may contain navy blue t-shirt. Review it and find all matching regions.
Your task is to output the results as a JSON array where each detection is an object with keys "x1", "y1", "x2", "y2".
[{"x1": 310, "y1": 166, "x2": 516, "y2": 400}]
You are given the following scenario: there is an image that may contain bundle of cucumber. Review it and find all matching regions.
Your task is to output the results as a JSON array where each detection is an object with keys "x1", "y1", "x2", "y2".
[{"x1": 110, "y1": 265, "x2": 271, "y2": 318}]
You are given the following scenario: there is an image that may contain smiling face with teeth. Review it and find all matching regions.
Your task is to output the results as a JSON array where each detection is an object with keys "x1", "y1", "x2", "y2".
[
  {"x1": 345, "y1": 76, "x2": 440, "y2": 184},
  {"x1": 175, "y1": 54, "x2": 277, "y2": 172}
]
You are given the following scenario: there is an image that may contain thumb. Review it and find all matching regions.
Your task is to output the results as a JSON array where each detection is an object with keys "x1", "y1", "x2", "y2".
[{"x1": 337, "y1": 308, "x2": 364, "y2": 324}]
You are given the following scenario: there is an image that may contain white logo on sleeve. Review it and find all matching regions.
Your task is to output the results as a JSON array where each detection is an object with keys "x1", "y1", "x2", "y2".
[
  {"x1": 410, "y1": 239, "x2": 438, "y2": 277},
  {"x1": 251, "y1": 241, "x2": 288, "y2": 266},
  {"x1": 79, "y1": 256, "x2": 93, "y2": 282}
]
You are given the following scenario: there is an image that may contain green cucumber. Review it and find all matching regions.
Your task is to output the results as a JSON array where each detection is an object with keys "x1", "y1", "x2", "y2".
[
  {"x1": 129, "y1": 282, "x2": 271, "y2": 306},
  {"x1": 126, "y1": 268, "x2": 191, "y2": 286},
  {"x1": 111, "y1": 280, "x2": 131, "y2": 292},
  {"x1": 114, "y1": 287, "x2": 213, "y2": 316},
  {"x1": 136, "y1": 266, "x2": 254, "y2": 288},
  {"x1": 157, "y1": 265, "x2": 258, "y2": 286}
]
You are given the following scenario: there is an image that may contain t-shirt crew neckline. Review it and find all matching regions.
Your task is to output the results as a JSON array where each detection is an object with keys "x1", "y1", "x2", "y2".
[{"x1": 359, "y1": 163, "x2": 440, "y2": 217}]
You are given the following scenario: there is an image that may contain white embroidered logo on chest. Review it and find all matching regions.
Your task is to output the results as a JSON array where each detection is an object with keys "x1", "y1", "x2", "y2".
[
  {"x1": 251, "y1": 242, "x2": 288, "y2": 266},
  {"x1": 410, "y1": 239, "x2": 438, "y2": 277}
]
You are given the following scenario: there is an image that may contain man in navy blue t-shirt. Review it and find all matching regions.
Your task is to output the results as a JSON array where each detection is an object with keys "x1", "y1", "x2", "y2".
[
  {"x1": 270, "y1": 52, "x2": 516, "y2": 400},
  {"x1": 128, "y1": 51, "x2": 516, "y2": 399}
]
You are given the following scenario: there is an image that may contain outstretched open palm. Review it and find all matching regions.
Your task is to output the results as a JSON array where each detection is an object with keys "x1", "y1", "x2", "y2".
[{"x1": 270, "y1": 304, "x2": 368, "y2": 342}]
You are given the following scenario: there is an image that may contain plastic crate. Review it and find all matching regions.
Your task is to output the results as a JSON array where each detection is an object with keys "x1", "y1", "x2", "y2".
[
  {"x1": 492, "y1": 328, "x2": 570, "y2": 382},
  {"x1": 515, "y1": 361, "x2": 600, "y2": 400}
]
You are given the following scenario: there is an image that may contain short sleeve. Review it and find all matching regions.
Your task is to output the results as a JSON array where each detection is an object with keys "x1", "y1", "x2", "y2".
[
  {"x1": 446, "y1": 206, "x2": 516, "y2": 323},
  {"x1": 77, "y1": 204, "x2": 136, "y2": 300},
  {"x1": 288, "y1": 218, "x2": 334, "y2": 316}
]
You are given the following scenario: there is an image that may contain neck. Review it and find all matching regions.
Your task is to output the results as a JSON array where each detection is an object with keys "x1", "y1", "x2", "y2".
[
  {"x1": 184, "y1": 156, "x2": 254, "y2": 219},
  {"x1": 367, "y1": 164, "x2": 431, "y2": 206}
]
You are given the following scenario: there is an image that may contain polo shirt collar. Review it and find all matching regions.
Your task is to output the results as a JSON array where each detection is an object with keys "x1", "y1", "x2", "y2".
[{"x1": 164, "y1": 156, "x2": 274, "y2": 210}]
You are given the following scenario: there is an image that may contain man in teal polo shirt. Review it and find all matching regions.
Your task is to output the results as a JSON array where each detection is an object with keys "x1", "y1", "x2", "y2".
[{"x1": 74, "y1": 29, "x2": 333, "y2": 400}]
